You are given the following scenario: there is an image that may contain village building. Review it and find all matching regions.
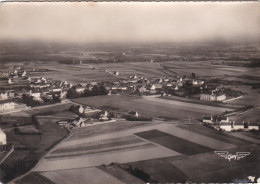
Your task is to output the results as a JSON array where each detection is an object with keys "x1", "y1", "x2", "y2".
[
  {"x1": 0, "y1": 93, "x2": 8, "y2": 101},
  {"x1": 0, "y1": 100, "x2": 16, "y2": 112},
  {"x1": 99, "y1": 111, "x2": 109, "y2": 121},
  {"x1": 138, "y1": 86, "x2": 148, "y2": 93},
  {"x1": 76, "y1": 87, "x2": 85, "y2": 93},
  {"x1": 0, "y1": 128, "x2": 7, "y2": 145},
  {"x1": 29, "y1": 90, "x2": 41, "y2": 101},
  {"x1": 150, "y1": 84, "x2": 162, "y2": 90},
  {"x1": 203, "y1": 116, "x2": 213, "y2": 124},
  {"x1": 22, "y1": 71, "x2": 26, "y2": 77},
  {"x1": 200, "y1": 92, "x2": 226, "y2": 101},
  {"x1": 114, "y1": 71, "x2": 120, "y2": 76},
  {"x1": 219, "y1": 121, "x2": 259, "y2": 132},
  {"x1": 8, "y1": 78, "x2": 14, "y2": 84},
  {"x1": 72, "y1": 117, "x2": 85, "y2": 127},
  {"x1": 52, "y1": 87, "x2": 62, "y2": 93}
]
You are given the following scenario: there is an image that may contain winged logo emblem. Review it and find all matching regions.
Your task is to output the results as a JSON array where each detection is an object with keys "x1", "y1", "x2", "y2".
[{"x1": 214, "y1": 151, "x2": 250, "y2": 161}]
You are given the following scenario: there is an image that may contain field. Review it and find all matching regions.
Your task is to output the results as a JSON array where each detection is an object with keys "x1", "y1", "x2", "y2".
[
  {"x1": 92, "y1": 62, "x2": 173, "y2": 78},
  {"x1": 229, "y1": 107, "x2": 260, "y2": 123},
  {"x1": 27, "y1": 63, "x2": 121, "y2": 84},
  {"x1": 72, "y1": 95, "x2": 233, "y2": 120},
  {"x1": 69, "y1": 120, "x2": 151, "y2": 140},
  {"x1": 33, "y1": 121, "x2": 238, "y2": 172},
  {"x1": 171, "y1": 148, "x2": 260, "y2": 183},
  {"x1": 177, "y1": 124, "x2": 249, "y2": 146},
  {"x1": 0, "y1": 115, "x2": 69, "y2": 183},
  {"x1": 135, "y1": 129, "x2": 213, "y2": 155},
  {"x1": 40, "y1": 167, "x2": 124, "y2": 184}
]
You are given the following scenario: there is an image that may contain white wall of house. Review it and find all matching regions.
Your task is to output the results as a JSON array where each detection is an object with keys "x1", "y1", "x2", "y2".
[
  {"x1": 0, "y1": 93, "x2": 8, "y2": 100},
  {"x1": 0, "y1": 102, "x2": 15, "y2": 112},
  {"x1": 0, "y1": 129, "x2": 7, "y2": 145},
  {"x1": 216, "y1": 94, "x2": 226, "y2": 101}
]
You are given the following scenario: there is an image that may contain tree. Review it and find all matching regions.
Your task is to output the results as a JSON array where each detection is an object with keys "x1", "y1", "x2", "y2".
[
  {"x1": 52, "y1": 94, "x2": 61, "y2": 103},
  {"x1": 32, "y1": 115, "x2": 39, "y2": 129},
  {"x1": 66, "y1": 87, "x2": 80, "y2": 99},
  {"x1": 191, "y1": 72, "x2": 196, "y2": 79}
]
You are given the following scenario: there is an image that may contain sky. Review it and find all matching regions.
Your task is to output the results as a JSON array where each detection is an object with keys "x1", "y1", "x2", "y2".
[{"x1": 0, "y1": 2, "x2": 260, "y2": 43}]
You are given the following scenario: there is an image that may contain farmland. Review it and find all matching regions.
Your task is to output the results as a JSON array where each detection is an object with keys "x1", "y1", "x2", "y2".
[
  {"x1": 72, "y1": 95, "x2": 234, "y2": 120},
  {"x1": 1, "y1": 42, "x2": 260, "y2": 183},
  {"x1": 0, "y1": 111, "x2": 70, "y2": 183}
]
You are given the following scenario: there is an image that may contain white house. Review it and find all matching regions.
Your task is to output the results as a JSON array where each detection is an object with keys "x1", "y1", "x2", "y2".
[
  {"x1": 52, "y1": 88, "x2": 62, "y2": 93},
  {"x1": 0, "y1": 128, "x2": 7, "y2": 145},
  {"x1": 151, "y1": 84, "x2": 162, "y2": 90},
  {"x1": 203, "y1": 116, "x2": 214, "y2": 124},
  {"x1": 76, "y1": 87, "x2": 85, "y2": 93},
  {"x1": 192, "y1": 80, "x2": 198, "y2": 85},
  {"x1": 78, "y1": 105, "x2": 84, "y2": 114},
  {"x1": 8, "y1": 78, "x2": 14, "y2": 84},
  {"x1": 219, "y1": 121, "x2": 259, "y2": 132},
  {"x1": 29, "y1": 90, "x2": 41, "y2": 101},
  {"x1": 22, "y1": 71, "x2": 26, "y2": 77},
  {"x1": 0, "y1": 101, "x2": 16, "y2": 112},
  {"x1": 0, "y1": 93, "x2": 8, "y2": 101},
  {"x1": 100, "y1": 111, "x2": 109, "y2": 121}
]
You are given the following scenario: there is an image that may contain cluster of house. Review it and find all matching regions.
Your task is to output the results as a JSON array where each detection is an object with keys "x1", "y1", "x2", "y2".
[
  {"x1": 203, "y1": 116, "x2": 259, "y2": 131},
  {"x1": 57, "y1": 107, "x2": 114, "y2": 128},
  {"x1": 104, "y1": 74, "x2": 205, "y2": 95}
]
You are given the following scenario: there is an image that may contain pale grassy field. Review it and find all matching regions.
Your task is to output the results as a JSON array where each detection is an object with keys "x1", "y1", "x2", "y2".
[
  {"x1": 41, "y1": 167, "x2": 124, "y2": 184},
  {"x1": 73, "y1": 95, "x2": 233, "y2": 119}
]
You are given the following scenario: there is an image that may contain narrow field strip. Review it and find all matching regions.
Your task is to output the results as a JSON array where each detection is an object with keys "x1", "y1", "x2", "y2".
[
  {"x1": 51, "y1": 138, "x2": 144, "y2": 154},
  {"x1": 47, "y1": 143, "x2": 154, "y2": 159},
  {"x1": 34, "y1": 145, "x2": 180, "y2": 171}
]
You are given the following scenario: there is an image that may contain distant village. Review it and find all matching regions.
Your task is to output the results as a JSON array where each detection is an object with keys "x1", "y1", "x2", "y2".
[{"x1": 1, "y1": 65, "x2": 232, "y2": 114}]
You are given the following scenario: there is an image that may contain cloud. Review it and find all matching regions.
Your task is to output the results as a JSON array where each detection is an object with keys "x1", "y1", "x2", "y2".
[{"x1": 0, "y1": 2, "x2": 259, "y2": 43}]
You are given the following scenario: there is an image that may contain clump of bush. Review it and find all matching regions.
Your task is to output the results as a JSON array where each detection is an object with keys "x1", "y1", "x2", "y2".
[
  {"x1": 123, "y1": 115, "x2": 152, "y2": 121},
  {"x1": 125, "y1": 165, "x2": 155, "y2": 183}
]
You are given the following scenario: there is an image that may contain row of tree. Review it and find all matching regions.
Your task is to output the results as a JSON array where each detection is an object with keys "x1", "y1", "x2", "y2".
[{"x1": 66, "y1": 85, "x2": 108, "y2": 99}]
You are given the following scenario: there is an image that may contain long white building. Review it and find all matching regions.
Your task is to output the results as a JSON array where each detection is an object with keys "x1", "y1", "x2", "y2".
[{"x1": 0, "y1": 128, "x2": 6, "y2": 145}]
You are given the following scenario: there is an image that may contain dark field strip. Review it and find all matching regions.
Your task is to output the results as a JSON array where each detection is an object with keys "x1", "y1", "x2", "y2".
[
  {"x1": 52, "y1": 138, "x2": 144, "y2": 154},
  {"x1": 135, "y1": 129, "x2": 213, "y2": 155},
  {"x1": 46, "y1": 143, "x2": 154, "y2": 159},
  {"x1": 14, "y1": 172, "x2": 55, "y2": 184}
]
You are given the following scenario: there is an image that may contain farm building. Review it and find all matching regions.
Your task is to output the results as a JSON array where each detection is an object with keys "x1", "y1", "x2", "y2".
[
  {"x1": 99, "y1": 111, "x2": 109, "y2": 121},
  {"x1": 202, "y1": 116, "x2": 214, "y2": 124},
  {"x1": 0, "y1": 128, "x2": 7, "y2": 145},
  {"x1": 203, "y1": 116, "x2": 229, "y2": 124},
  {"x1": 200, "y1": 92, "x2": 226, "y2": 101},
  {"x1": 220, "y1": 121, "x2": 259, "y2": 132}
]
